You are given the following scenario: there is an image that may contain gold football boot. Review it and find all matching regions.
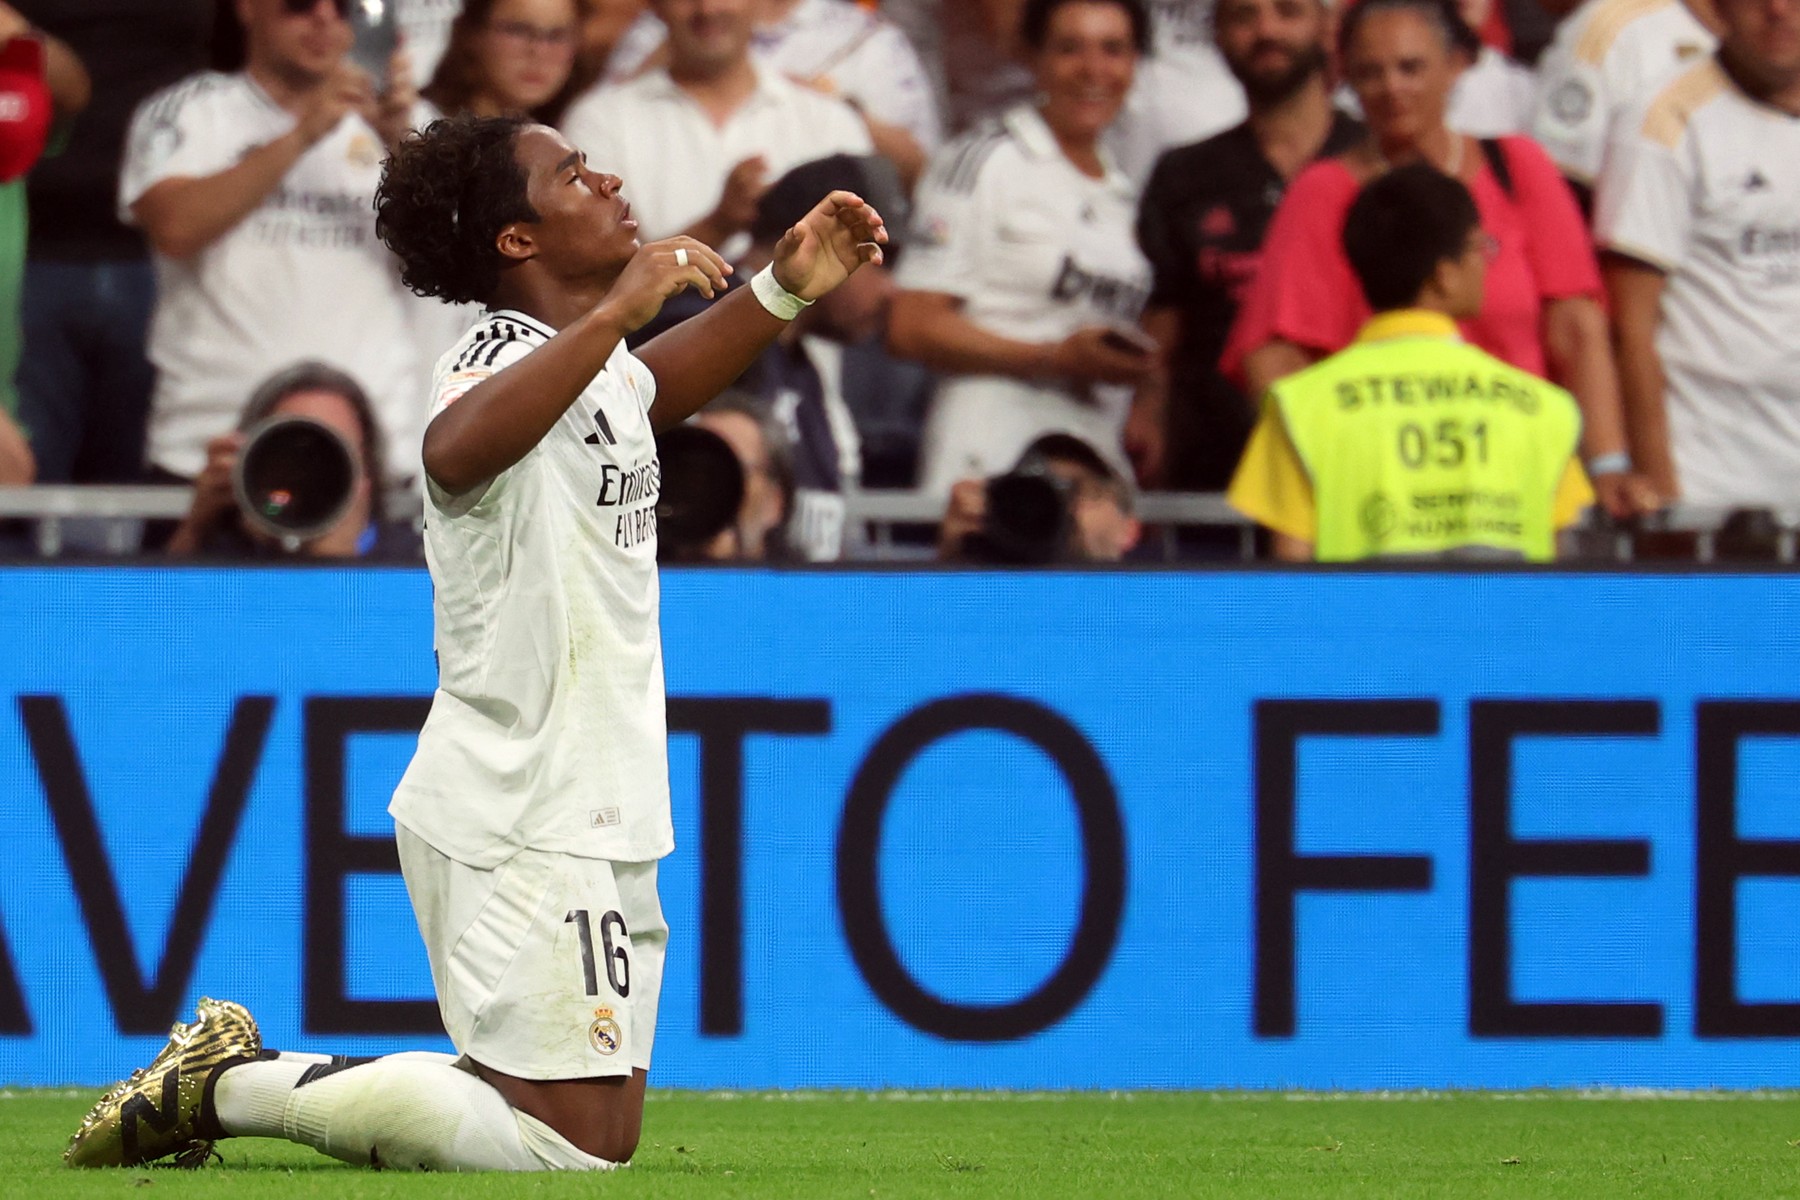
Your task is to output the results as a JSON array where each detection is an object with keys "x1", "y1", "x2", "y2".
[{"x1": 64, "y1": 997, "x2": 261, "y2": 1168}]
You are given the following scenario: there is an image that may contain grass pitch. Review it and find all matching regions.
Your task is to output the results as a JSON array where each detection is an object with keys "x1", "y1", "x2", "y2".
[{"x1": 7, "y1": 1089, "x2": 1800, "y2": 1198}]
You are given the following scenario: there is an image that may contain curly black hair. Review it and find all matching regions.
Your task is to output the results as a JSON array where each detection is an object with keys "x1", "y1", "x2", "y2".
[{"x1": 374, "y1": 114, "x2": 540, "y2": 307}]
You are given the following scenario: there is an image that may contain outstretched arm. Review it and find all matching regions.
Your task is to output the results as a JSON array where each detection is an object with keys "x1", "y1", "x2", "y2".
[{"x1": 639, "y1": 190, "x2": 886, "y2": 432}]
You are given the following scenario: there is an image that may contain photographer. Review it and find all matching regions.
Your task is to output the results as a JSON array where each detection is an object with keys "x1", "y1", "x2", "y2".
[
  {"x1": 939, "y1": 432, "x2": 1141, "y2": 564},
  {"x1": 166, "y1": 362, "x2": 419, "y2": 560},
  {"x1": 655, "y1": 391, "x2": 795, "y2": 562},
  {"x1": 121, "y1": 0, "x2": 429, "y2": 490}
]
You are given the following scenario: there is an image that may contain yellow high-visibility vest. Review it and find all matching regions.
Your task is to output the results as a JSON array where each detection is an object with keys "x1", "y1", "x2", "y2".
[{"x1": 1269, "y1": 311, "x2": 1584, "y2": 562}]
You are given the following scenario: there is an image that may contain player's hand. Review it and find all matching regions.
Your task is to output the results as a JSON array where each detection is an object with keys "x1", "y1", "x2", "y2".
[
  {"x1": 597, "y1": 236, "x2": 732, "y2": 334},
  {"x1": 708, "y1": 156, "x2": 770, "y2": 237},
  {"x1": 296, "y1": 64, "x2": 369, "y2": 146},
  {"x1": 769, "y1": 189, "x2": 887, "y2": 302},
  {"x1": 1047, "y1": 326, "x2": 1155, "y2": 387}
]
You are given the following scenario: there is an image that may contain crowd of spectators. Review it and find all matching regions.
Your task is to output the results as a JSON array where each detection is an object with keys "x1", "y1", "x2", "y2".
[{"x1": 1, "y1": 0, "x2": 1797, "y2": 563}]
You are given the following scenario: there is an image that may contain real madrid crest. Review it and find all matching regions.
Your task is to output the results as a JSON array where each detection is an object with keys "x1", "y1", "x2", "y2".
[{"x1": 589, "y1": 1006, "x2": 622, "y2": 1056}]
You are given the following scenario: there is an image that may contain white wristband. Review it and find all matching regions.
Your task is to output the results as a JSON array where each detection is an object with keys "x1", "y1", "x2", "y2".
[{"x1": 750, "y1": 264, "x2": 813, "y2": 321}]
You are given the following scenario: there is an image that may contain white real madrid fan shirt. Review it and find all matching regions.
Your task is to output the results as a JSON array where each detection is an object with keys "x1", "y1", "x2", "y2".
[
  {"x1": 119, "y1": 73, "x2": 426, "y2": 481},
  {"x1": 1448, "y1": 46, "x2": 1538, "y2": 137},
  {"x1": 390, "y1": 313, "x2": 674, "y2": 868},
  {"x1": 560, "y1": 63, "x2": 873, "y2": 251},
  {"x1": 899, "y1": 104, "x2": 1152, "y2": 493},
  {"x1": 1597, "y1": 59, "x2": 1800, "y2": 507},
  {"x1": 751, "y1": 0, "x2": 943, "y2": 154},
  {"x1": 1531, "y1": 0, "x2": 1716, "y2": 184}
]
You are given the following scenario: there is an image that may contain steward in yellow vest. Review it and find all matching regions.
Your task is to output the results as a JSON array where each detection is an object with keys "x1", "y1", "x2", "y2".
[{"x1": 1228, "y1": 165, "x2": 1592, "y2": 562}]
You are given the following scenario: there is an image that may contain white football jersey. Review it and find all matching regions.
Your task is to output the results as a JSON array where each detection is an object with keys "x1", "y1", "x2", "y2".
[
  {"x1": 1531, "y1": 0, "x2": 1716, "y2": 183},
  {"x1": 899, "y1": 104, "x2": 1152, "y2": 492},
  {"x1": 1597, "y1": 59, "x2": 1800, "y2": 507},
  {"x1": 390, "y1": 312, "x2": 673, "y2": 868},
  {"x1": 119, "y1": 72, "x2": 427, "y2": 481}
]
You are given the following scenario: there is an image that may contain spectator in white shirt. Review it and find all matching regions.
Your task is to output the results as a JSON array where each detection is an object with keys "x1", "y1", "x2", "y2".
[
  {"x1": 558, "y1": 0, "x2": 871, "y2": 256},
  {"x1": 888, "y1": 0, "x2": 1154, "y2": 493},
  {"x1": 751, "y1": 0, "x2": 943, "y2": 187},
  {"x1": 1104, "y1": 0, "x2": 1249, "y2": 185},
  {"x1": 1532, "y1": 0, "x2": 1720, "y2": 202},
  {"x1": 1447, "y1": 0, "x2": 1536, "y2": 135},
  {"x1": 1598, "y1": 0, "x2": 1800, "y2": 508},
  {"x1": 120, "y1": 0, "x2": 429, "y2": 486}
]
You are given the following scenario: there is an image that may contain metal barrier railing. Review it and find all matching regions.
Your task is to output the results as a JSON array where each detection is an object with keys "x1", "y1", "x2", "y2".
[
  {"x1": 841, "y1": 489, "x2": 1256, "y2": 561},
  {"x1": 0, "y1": 484, "x2": 1794, "y2": 564},
  {"x1": 0, "y1": 485, "x2": 192, "y2": 557},
  {"x1": 0, "y1": 486, "x2": 1259, "y2": 561}
]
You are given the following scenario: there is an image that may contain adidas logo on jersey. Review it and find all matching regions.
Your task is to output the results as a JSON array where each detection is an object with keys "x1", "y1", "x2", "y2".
[{"x1": 584, "y1": 407, "x2": 618, "y2": 446}]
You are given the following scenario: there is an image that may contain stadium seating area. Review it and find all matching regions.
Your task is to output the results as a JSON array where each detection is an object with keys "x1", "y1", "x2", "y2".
[{"x1": 4, "y1": 0, "x2": 1798, "y2": 564}]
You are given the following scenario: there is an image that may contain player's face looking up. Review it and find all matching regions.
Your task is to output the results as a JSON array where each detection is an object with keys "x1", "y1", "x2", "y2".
[
  {"x1": 243, "y1": 0, "x2": 354, "y2": 84},
  {"x1": 1214, "y1": 0, "x2": 1329, "y2": 105},
  {"x1": 652, "y1": 0, "x2": 755, "y2": 77},
  {"x1": 1031, "y1": 1, "x2": 1141, "y2": 145},
  {"x1": 1342, "y1": 8, "x2": 1466, "y2": 151},
  {"x1": 498, "y1": 126, "x2": 642, "y2": 282}
]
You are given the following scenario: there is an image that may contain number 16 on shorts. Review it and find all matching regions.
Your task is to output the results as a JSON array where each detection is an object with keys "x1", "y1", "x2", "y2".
[{"x1": 567, "y1": 908, "x2": 630, "y2": 1057}]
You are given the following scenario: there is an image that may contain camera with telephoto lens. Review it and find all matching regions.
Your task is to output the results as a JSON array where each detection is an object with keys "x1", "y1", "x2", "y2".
[
  {"x1": 654, "y1": 424, "x2": 745, "y2": 561},
  {"x1": 967, "y1": 461, "x2": 1075, "y2": 565},
  {"x1": 232, "y1": 415, "x2": 361, "y2": 547}
]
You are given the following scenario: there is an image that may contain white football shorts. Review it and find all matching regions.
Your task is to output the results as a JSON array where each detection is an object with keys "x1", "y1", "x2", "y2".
[{"x1": 396, "y1": 823, "x2": 667, "y2": 1080}]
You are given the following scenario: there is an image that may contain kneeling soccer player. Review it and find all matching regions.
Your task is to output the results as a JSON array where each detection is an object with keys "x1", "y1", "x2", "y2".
[{"x1": 65, "y1": 113, "x2": 885, "y2": 1172}]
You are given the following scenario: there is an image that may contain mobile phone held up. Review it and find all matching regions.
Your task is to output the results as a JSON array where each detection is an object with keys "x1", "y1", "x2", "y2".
[
  {"x1": 346, "y1": 0, "x2": 399, "y2": 90},
  {"x1": 1099, "y1": 327, "x2": 1156, "y2": 358}
]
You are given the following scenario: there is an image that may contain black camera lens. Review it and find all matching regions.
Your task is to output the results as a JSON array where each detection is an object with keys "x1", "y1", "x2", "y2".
[
  {"x1": 233, "y1": 416, "x2": 359, "y2": 542},
  {"x1": 980, "y1": 469, "x2": 1072, "y2": 565},
  {"x1": 654, "y1": 425, "x2": 745, "y2": 560}
]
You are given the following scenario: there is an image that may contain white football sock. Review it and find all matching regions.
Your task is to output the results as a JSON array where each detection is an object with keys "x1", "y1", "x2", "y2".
[
  {"x1": 213, "y1": 1052, "x2": 615, "y2": 1172},
  {"x1": 263, "y1": 1050, "x2": 334, "y2": 1064}
]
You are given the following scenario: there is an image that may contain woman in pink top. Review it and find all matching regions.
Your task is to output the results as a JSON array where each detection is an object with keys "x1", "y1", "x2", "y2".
[{"x1": 1224, "y1": 0, "x2": 1659, "y2": 515}]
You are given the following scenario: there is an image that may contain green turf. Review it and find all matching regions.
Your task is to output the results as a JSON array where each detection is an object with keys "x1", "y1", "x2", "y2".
[{"x1": 8, "y1": 1089, "x2": 1800, "y2": 1198}]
